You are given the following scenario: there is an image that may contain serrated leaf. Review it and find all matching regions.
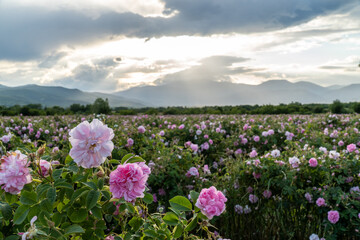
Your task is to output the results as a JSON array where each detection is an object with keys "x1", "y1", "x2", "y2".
[
  {"x1": 129, "y1": 217, "x2": 143, "y2": 231},
  {"x1": 65, "y1": 155, "x2": 73, "y2": 164},
  {"x1": 47, "y1": 188, "x2": 57, "y2": 204},
  {"x1": 53, "y1": 212, "x2": 63, "y2": 227},
  {"x1": 121, "y1": 153, "x2": 134, "y2": 164},
  {"x1": 53, "y1": 169, "x2": 63, "y2": 180},
  {"x1": 13, "y1": 205, "x2": 30, "y2": 225},
  {"x1": 70, "y1": 188, "x2": 89, "y2": 204},
  {"x1": 4, "y1": 236, "x2": 19, "y2": 240},
  {"x1": 101, "y1": 190, "x2": 111, "y2": 200},
  {"x1": 54, "y1": 180, "x2": 73, "y2": 189},
  {"x1": 20, "y1": 191, "x2": 37, "y2": 205},
  {"x1": 190, "y1": 191, "x2": 199, "y2": 203},
  {"x1": 36, "y1": 184, "x2": 51, "y2": 199},
  {"x1": 91, "y1": 206, "x2": 102, "y2": 219},
  {"x1": 97, "y1": 179, "x2": 104, "y2": 190},
  {"x1": 125, "y1": 156, "x2": 145, "y2": 164},
  {"x1": 69, "y1": 208, "x2": 87, "y2": 223},
  {"x1": 163, "y1": 212, "x2": 179, "y2": 226},
  {"x1": 40, "y1": 199, "x2": 53, "y2": 213},
  {"x1": 64, "y1": 224, "x2": 85, "y2": 236},
  {"x1": 184, "y1": 215, "x2": 198, "y2": 232},
  {"x1": 83, "y1": 182, "x2": 97, "y2": 190},
  {"x1": 0, "y1": 202, "x2": 12, "y2": 220},
  {"x1": 144, "y1": 230, "x2": 158, "y2": 238},
  {"x1": 86, "y1": 190, "x2": 100, "y2": 210},
  {"x1": 169, "y1": 196, "x2": 192, "y2": 211},
  {"x1": 108, "y1": 159, "x2": 120, "y2": 164},
  {"x1": 143, "y1": 193, "x2": 153, "y2": 204},
  {"x1": 173, "y1": 224, "x2": 184, "y2": 238}
]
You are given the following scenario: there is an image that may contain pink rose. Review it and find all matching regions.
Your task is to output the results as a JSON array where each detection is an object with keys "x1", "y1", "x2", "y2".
[
  {"x1": 263, "y1": 190, "x2": 272, "y2": 199},
  {"x1": 249, "y1": 194, "x2": 258, "y2": 203},
  {"x1": 109, "y1": 162, "x2": 151, "y2": 202},
  {"x1": 186, "y1": 167, "x2": 199, "y2": 177},
  {"x1": 69, "y1": 119, "x2": 114, "y2": 168},
  {"x1": 249, "y1": 150, "x2": 257, "y2": 158},
  {"x1": 316, "y1": 197, "x2": 326, "y2": 207},
  {"x1": 0, "y1": 151, "x2": 32, "y2": 194},
  {"x1": 195, "y1": 186, "x2": 227, "y2": 219},
  {"x1": 190, "y1": 144, "x2": 199, "y2": 152},
  {"x1": 309, "y1": 158, "x2": 318, "y2": 167},
  {"x1": 328, "y1": 210, "x2": 340, "y2": 224},
  {"x1": 347, "y1": 144, "x2": 357, "y2": 153},
  {"x1": 38, "y1": 160, "x2": 52, "y2": 177},
  {"x1": 138, "y1": 126, "x2": 146, "y2": 133}
]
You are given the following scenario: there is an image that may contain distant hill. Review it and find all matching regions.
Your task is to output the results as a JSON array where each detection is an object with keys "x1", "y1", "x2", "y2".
[
  {"x1": 116, "y1": 79, "x2": 352, "y2": 106},
  {"x1": 0, "y1": 84, "x2": 146, "y2": 108}
]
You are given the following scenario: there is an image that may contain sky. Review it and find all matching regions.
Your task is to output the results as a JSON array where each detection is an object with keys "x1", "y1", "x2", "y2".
[{"x1": 0, "y1": 0, "x2": 359, "y2": 93}]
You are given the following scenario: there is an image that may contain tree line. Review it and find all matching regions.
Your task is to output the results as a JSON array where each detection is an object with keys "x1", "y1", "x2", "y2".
[{"x1": 0, "y1": 98, "x2": 359, "y2": 116}]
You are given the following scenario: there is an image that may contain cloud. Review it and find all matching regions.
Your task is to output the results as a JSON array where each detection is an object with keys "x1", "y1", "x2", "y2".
[
  {"x1": 53, "y1": 61, "x2": 119, "y2": 91},
  {"x1": 38, "y1": 51, "x2": 67, "y2": 68},
  {"x1": 0, "y1": 0, "x2": 358, "y2": 60},
  {"x1": 153, "y1": 55, "x2": 261, "y2": 85}
]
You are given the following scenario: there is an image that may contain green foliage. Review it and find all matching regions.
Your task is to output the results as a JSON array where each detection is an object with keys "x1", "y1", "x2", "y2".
[
  {"x1": 331, "y1": 99, "x2": 344, "y2": 114},
  {"x1": 92, "y1": 98, "x2": 111, "y2": 114}
]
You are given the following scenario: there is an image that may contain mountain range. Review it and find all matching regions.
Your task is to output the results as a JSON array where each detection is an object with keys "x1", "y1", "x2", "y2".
[
  {"x1": 0, "y1": 84, "x2": 145, "y2": 108},
  {"x1": 116, "y1": 79, "x2": 360, "y2": 106},
  {"x1": 0, "y1": 80, "x2": 360, "y2": 107}
]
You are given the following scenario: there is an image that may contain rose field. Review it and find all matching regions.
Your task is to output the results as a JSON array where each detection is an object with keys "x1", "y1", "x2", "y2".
[{"x1": 1, "y1": 114, "x2": 360, "y2": 240}]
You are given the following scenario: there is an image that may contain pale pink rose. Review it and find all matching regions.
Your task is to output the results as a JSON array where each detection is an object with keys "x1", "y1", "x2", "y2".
[
  {"x1": 109, "y1": 162, "x2": 151, "y2": 202},
  {"x1": 309, "y1": 158, "x2": 318, "y2": 167},
  {"x1": 263, "y1": 190, "x2": 272, "y2": 199},
  {"x1": 203, "y1": 165, "x2": 211, "y2": 175},
  {"x1": 1, "y1": 134, "x2": 11, "y2": 143},
  {"x1": 327, "y1": 210, "x2": 340, "y2": 224},
  {"x1": 186, "y1": 167, "x2": 199, "y2": 177},
  {"x1": 190, "y1": 144, "x2": 199, "y2": 152},
  {"x1": 316, "y1": 197, "x2": 326, "y2": 207},
  {"x1": 249, "y1": 150, "x2": 258, "y2": 158},
  {"x1": 195, "y1": 186, "x2": 227, "y2": 220},
  {"x1": 347, "y1": 144, "x2": 357, "y2": 153},
  {"x1": 0, "y1": 151, "x2": 32, "y2": 194},
  {"x1": 249, "y1": 194, "x2": 258, "y2": 203},
  {"x1": 127, "y1": 138, "x2": 134, "y2": 147},
  {"x1": 138, "y1": 126, "x2": 146, "y2": 133},
  {"x1": 253, "y1": 136, "x2": 260, "y2": 142},
  {"x1": 38, "y1": 160, "x2": 52, "y2": 177},
  {"x1": 69, "y1": 119, "x2": 114, "y2": 168},
  {"x1": 178, "y1": 124, "x2": 185, "y2": 129},
  {"x1": 338, "y1": 140, "x2": 344, "y2": 146}
]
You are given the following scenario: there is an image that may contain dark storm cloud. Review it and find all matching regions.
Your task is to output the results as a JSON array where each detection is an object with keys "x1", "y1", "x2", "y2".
[{"x1": 0, "y1": 0, "x2": 357, "y2": 60}]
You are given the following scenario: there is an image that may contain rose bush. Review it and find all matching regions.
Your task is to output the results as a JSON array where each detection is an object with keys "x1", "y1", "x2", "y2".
[{"x1": 1, "y1": 113, "x2": 360, "y2": 239}]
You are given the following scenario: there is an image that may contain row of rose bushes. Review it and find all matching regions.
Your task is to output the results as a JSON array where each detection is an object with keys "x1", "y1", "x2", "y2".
[
  {"x1": 1, "y1": 113, "x2": 360, "y2": 239},
  {"x1": 0, "y1": 119, "x2": 227, "y2": 239}
]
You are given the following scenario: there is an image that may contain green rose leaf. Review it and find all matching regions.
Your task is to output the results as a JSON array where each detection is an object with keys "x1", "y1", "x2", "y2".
[
  {"x1": 64, "y1": 224, "x2": 85, "y2": 236},
  {"x1": 163, "y1": 212, "x2": 179, "y2": 226},
  {"x1": 169, "y1": 196, "x2": 192, "y2": 211},
  {"x1": 86, "y1": 190, "x2": 100, "y2": 210},
  {"x1": 13, "y1": 205, "x2": 30, "y2": 225}
]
